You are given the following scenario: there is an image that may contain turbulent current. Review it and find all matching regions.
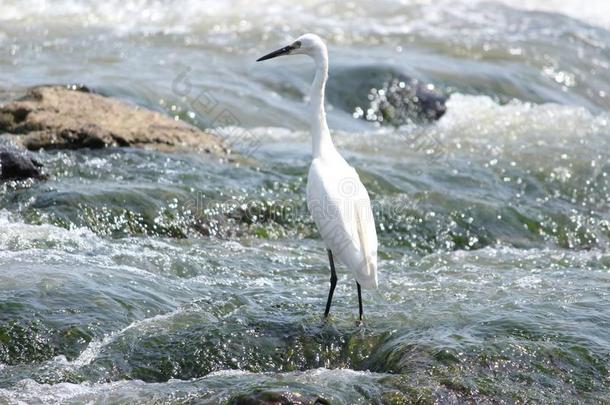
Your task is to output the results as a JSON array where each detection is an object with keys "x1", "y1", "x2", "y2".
[{"x1": 1, "y1": 0, "x2": 609, "y2": 403}]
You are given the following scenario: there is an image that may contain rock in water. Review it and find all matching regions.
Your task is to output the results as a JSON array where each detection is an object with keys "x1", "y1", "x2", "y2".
[
  {"x1": 0, "y1": 85, "x2": 226, "y2": 154},
  {"x1": 327, "y1": 67, "x2": 447, "y2": 126},
  {"x1": 0, "y1": 147, "x2": 45, "y2": 181},
  {"x1": 230, "y1": 390, "x2": 330, "y2": 405},
  {"x1": 364, "y1": 77, "x2": 447, "y2": 124}
]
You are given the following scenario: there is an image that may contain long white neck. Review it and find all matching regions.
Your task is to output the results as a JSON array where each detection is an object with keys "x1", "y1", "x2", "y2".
[{"x1": 310, "y1": 49, "x2": 335, "y2": 159}]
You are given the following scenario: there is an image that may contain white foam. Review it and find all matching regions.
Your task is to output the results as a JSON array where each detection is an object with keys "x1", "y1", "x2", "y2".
[
  {"x1": 515, "y1": 275, "x2": 543, "y2": 288},
  {"x1": 437, "y1": 93, "x2": 609, "y2": 143},
  {"x1": 0, "y1": 209, "x2": 99, "y2": 253},
  {"x1": 491, "y1": 0, "x2": 610, "y2": 29},
  {"x1": 1, "y1": 0, "x2": 608, "y2": 37},
  {"x1": 0, "y1": 368, "x2": 387, "y2": 403},
  {"x1": 0, "y1": 379, "x2": 145, "y2": 403}
]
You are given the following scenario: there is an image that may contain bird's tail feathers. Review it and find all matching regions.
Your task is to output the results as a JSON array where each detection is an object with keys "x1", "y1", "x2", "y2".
[{"x1": 355, "y1": 209, "x2": 378, "y2": 289}]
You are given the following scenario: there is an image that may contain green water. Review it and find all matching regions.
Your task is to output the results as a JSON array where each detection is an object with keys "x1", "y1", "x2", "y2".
[{"x1": 1, "y1": 0, "x2": 610, "y2": 403}]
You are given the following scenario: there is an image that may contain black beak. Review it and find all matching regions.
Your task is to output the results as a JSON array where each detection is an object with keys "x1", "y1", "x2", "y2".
[{"x1": 256, "y1": 45, "x2": 294, "y2": 62}]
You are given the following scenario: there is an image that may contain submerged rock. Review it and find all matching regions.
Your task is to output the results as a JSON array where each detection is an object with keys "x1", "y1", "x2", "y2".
[
  {"x1": 0, "y1": 147, "x2": 45, "y2": 181},
  {"x1": 230, "y1": 390, "x2": 330, "y2": 405},
  {"x1": 0, "y1": 85, "x2": 226, "y2": 154},
  {"x1": 328, "y1": 67, "x2": 447, "y2": 125},
  {"x1": 361, "y1": 77, "x2": 447, "y2": 124}
]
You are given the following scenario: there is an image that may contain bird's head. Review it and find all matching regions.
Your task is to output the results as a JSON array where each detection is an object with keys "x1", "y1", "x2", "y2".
[{"x1": 256, "y1": 33, "x2": 327, "y2": 62}]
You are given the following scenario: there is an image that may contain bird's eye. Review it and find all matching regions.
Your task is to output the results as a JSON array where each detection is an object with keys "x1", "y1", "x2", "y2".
[{"x1": 293, "y1": 40, "x2": 302, "y2": 49}]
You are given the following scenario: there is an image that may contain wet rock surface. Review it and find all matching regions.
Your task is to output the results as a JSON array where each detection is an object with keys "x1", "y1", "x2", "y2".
[
  {"x1": 230, "y1": 390, "x2": 330, "y2": 405},
  {"x1": 0, "y1": 147, "x2": 45, "y2": 181},
  {"x1": 361, "y1": 77, "x2": 447, "y2": 124},
  {"x1": 328, "y1": 67, "x2": 447, "y2": 125},
  {"x1": 0, "y1": 85, "x2": 226, "y2": 154}
]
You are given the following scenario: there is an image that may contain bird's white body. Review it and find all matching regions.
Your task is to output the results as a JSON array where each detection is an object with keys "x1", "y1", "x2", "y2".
[
  {"x1": 287, "y1": 34, "x2": 378, "y2": 289},
  {"x1": 306, "y1": 154, "x2": 378, "y2": 288}
]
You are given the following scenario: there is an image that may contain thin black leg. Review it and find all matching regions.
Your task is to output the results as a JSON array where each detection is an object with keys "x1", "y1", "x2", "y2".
[
  {"x1": 324, "y1": 249, "x2": 337, "y2": 318},
  {"x1": 357, "y1": 282, "x2": 363, "y2": 321}
]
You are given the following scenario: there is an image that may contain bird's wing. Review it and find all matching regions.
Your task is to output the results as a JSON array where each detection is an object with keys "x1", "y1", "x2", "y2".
[{"x1": 307, "y1": 159, "x2": 378, "y2": 288}]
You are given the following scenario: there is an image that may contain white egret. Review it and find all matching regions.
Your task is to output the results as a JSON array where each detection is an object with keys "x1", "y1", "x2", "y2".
[{"x1": 257, "y1": 34, "x2": 378, "y2": 320}]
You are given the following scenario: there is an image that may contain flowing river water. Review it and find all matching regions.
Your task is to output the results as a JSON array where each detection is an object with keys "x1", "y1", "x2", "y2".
[{"x1": 0, "y1": 0, "x2": 609, "y2": 403}]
